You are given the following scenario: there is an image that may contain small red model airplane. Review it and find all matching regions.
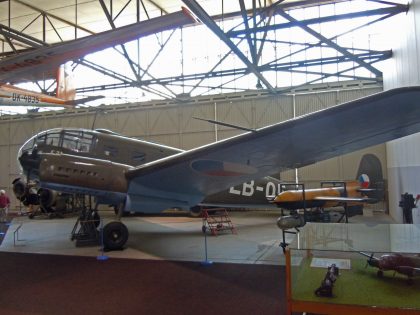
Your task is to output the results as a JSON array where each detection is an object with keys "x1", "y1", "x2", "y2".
[{"x1": 361, "y1": 251, "x2": 420, "y2": 284}]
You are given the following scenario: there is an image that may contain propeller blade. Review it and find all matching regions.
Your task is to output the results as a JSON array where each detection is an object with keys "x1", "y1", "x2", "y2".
[{"x1": 365, "y1": 253, "x2": 375, "y2": 268}]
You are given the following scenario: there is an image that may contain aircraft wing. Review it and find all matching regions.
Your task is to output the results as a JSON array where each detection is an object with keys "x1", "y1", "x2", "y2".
[
  {"x1": 125, "y1": 87, "x2": 420, "y2": 212},
  {"x1": 314, "y1": 196, "x2": 377, "y2": 203},
  {"x1": 0, "y1": 9, "x2": 195, "y2": 83}
]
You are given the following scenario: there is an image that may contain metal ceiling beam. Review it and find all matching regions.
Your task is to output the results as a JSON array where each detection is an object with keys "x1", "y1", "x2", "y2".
[
  {"x1": 13, "y1": 0, "x2": 95, "y2": 35},
  {"x1": 147, "y1": 0, "x2": 168, "y2": 14},
  {"x1": 228, "y1": 5, "x2": 408, "y2": 36},
  {"x1": 239, "y1": 0, "x2": 256, "y2": 64},
  {"x1": 98, "y1": 0, "x2": 141, "y2": 82},
  {"x1": 276, "y1": 9, "x2": 383, "y2": 78},
  {"x1": 75, "y1": 50, "x2": 390, "y2": 94},
  {"x1": 0, "y1": 23, "x2": 45, "y2": 48},
  {"x1": 76, "y1": 59, "x2": 135, "y2": 84},
  {"x1": 182, "y1": 0, "x2": 276, "y2": 93}
]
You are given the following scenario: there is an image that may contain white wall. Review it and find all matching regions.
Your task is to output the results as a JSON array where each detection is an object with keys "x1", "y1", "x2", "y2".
[{"x1": 383, "y1": 0, "x2": 420, "y2": 222}]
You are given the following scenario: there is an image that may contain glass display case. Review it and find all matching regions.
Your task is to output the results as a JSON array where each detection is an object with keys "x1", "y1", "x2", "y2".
[{"x1": 285, "y1": 223, "x2": 420, "y2": 315}]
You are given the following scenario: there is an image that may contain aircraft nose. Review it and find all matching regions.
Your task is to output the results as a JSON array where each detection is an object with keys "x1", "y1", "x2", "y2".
[{"x1": 19, "y1": 149, "x2": 41, "y2": 174}]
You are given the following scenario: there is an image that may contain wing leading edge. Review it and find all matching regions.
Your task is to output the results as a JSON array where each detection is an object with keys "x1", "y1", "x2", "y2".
[{"x1": 125, "y1": 87, "x2": 420, "y2": 212}]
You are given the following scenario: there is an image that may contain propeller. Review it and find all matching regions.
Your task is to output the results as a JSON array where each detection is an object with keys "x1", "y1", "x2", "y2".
[{"x1": 365, "y1": 253, "x2": 375, "y2": 268}]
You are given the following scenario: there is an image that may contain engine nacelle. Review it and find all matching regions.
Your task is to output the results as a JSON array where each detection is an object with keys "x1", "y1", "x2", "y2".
[
  {"x1": 12, "y1": 178, "x2": 26, "y2": 200},
  {"x1": 38, "y1": 188, "x2": 57, "y2": 208},
  {"x1": 12, "y1": 178, "x2": 40, "y2": 206}
]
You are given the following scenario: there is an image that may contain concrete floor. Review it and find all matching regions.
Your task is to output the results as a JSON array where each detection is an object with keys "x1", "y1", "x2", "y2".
[{"x1": 0, "y1": 209, "x2": 393, "y2": 265}]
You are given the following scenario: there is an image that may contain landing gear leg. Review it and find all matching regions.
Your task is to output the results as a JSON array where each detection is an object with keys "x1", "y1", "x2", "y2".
[{"x1": 70, "y1": 197, "x2": 100, "y2": 246}]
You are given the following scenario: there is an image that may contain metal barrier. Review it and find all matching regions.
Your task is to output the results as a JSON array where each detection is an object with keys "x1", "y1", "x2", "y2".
[{"x1": 13, "y1": 223, "x2": 23, "y2": 246}]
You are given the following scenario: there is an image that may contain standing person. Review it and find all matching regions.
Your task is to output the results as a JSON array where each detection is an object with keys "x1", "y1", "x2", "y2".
[{"x1": 0, "y1": 190, "x2": 10, "y2": 223}]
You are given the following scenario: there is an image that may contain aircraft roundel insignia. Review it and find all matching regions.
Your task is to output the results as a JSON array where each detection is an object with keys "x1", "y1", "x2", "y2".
[{"x1": 359, "y1": 174, "x2": 370, "y2": 188}]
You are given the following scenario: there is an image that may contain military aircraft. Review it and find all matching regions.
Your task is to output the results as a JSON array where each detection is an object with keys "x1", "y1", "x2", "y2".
[
  {"x1": 14, "y1": 87, "x2": 420, "y2": 250},
  {"x1": 361, "y1": 251, "x2": 420, "y2": 284}
]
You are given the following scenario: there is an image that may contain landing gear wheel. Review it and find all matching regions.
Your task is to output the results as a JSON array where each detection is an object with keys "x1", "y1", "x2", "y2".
[{"x1": 103, "y1": 221, "x2": 129, "y2": 251}]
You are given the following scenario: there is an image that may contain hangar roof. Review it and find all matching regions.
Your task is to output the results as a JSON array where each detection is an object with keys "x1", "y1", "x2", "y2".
[{"x1": 0, "y1": 0, "x2": 408, "y2": 112}]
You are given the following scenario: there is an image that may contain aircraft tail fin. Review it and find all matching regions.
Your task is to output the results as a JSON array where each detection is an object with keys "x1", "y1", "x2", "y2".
[
  {"x1": 356, "y1": 154, "x2": 385, "y2": 200},
  {"x1": 56, "y1": 64, "x2": 76, "y2": 101}
]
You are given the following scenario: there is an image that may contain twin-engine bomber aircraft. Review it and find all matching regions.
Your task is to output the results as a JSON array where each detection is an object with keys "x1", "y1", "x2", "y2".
[{"x1": 15, "y1": 87, "x2": 420, "y2": 250}]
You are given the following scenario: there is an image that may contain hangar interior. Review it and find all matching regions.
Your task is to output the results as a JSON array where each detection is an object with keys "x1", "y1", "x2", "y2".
[
  {"x1": 1, "y1": 0, "x2": 420, "y2": 313},
  {"x1": 0, "y1": 0, "x2": 408, "y2": 216}
]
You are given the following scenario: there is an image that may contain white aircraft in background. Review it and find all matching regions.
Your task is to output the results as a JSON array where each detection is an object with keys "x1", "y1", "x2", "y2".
[
  {"x1": 0, "y1": 64, "x2": 101, "y2": 108},
  {"x1": 0, "y1": 8, "x2": 195, "y2": 108}
]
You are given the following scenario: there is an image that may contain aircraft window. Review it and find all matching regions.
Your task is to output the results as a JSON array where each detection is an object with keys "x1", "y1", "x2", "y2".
[
  {"x1": 45, "y1": 132, "x2": 61, "y2": 147},
  {"x1": 35, "y1": 134, "x2": 46, "y2": 146},
  {"x1": 20, "y1": 138, "x2": 36, "y2": 153},
  {"x1": 132, "y1": 151, "x2": 146, "y2": 163},
  {"x1": 104, "y1": 145, "x2": 118, "y2": 157},
  {"x1": 62, "y1": 131, "x2": 94, "y2": 153}
]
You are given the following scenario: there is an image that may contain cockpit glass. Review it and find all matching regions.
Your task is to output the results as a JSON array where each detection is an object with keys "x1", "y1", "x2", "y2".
[
  {"x1": 61, "y1": 130, "x2": 93, "y2": 153},
  {"x1": 44, "y1": 132, "x2": 61, "y2": 146}
]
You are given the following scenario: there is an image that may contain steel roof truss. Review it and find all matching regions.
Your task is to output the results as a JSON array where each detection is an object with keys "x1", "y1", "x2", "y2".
[{"x1": 182, "y1": 0, "x2": 276, "y2": 93}]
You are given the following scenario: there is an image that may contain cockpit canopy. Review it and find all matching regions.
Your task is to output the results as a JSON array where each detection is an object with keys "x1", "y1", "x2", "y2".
[{"x1": 19, "y1": 129, "x2": 96, "y2": 161}]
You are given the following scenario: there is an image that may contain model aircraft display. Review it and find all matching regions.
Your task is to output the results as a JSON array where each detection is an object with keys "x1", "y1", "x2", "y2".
[
  {"x1": 14, "y1": 87, "x2": 420, "y2": 250},
  {"x1": 360, "y1": 251, "x2": 420, "y2": 284}
]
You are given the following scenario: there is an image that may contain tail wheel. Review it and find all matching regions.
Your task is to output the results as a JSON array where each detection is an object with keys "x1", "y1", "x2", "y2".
[{"x1": 103, "y1": 221, "x2": 129, "y2": 251}]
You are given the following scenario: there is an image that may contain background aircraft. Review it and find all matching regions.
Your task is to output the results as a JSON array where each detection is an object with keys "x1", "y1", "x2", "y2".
[
  {"x1": 273, "y1": 175, "x2": 376, "y2": 211},
  {"x1": 0, "y1": 9, "x2": 195, "y2": 108},
  {"x1": 361, "y1": 251, "x2": 420, "y2": 284},
  {"x1": 14, "y1": 87, "x2": 420, "y2": 250},
  {"x1": 0, "y1": 65, "x2": 102, "y2": 108}
]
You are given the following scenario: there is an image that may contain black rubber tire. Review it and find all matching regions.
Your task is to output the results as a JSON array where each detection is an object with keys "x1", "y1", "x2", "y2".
[{"x1": 103, "y1": 221, "x2": 129, "y2": 251}]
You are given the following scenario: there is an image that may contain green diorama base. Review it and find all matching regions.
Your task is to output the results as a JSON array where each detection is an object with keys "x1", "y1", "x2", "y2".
[{"x1": 292, "y1": 257, "x2": 420, "y2": 310}]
